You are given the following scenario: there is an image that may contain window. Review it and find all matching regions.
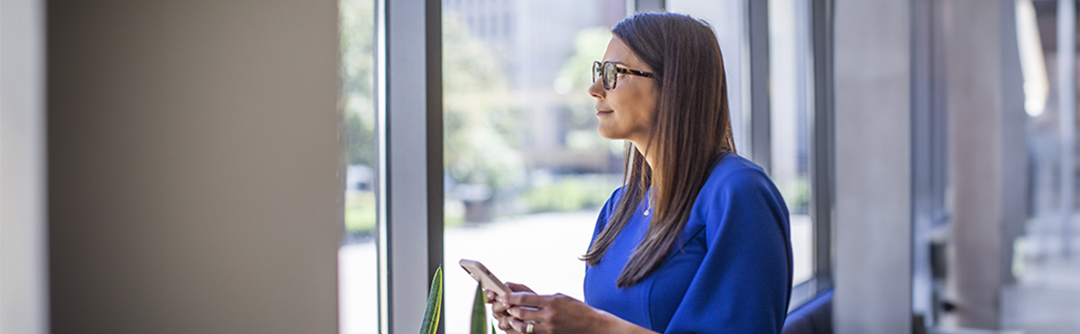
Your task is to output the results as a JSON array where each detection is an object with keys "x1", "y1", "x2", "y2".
[
  {"x1": 338, "y1": 0, "x2": 378, "y2": 333},
  {"x1": 442, "y1": 1, "x2": 626, "y2": 332},
  {"x1": 768, "y1": 0, "x2": 815, "y2": 286},
  {"x1": 361, "y1": 1, "x2": 836, "y2": 331}
]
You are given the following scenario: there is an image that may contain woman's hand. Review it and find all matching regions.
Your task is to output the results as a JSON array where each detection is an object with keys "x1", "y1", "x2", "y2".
[
  {"x1": 486, "y1": 282, "x2": 535, "y2": 334},
  {"x1": 501, "y1": 292, "x2": 658, "y2": 334}
]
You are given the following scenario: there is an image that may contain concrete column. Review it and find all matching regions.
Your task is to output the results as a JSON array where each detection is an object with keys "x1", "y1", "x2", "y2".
[
  {"x1": 943, "y1": 0, "x2": 1027, "y2": 329},
  {"x1": 1001, "y1": 0, "x2": 1028, "y2": 287},
  {"x1": 1, "y1": 0, "x2": 49, "y2": 333},
  {"x1": 833, "y1": 0, "x2": 913, "y2": 333},
  {"x1": 1058, "y1": 0, "x2": 1075, "y2": 258},
  {"x1": 47, "y1": 1, "x2": 341, "y2": 332}
]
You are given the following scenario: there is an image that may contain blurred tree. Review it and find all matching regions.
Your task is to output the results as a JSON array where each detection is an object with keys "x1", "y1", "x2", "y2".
[
  {"x1": 340, "y1": 0, "x2": 377, "y2": 236},
  {"x1": 341, "y1": 0, "x2": 376, "y2": 167},
  {"x1": 554, "y1": 27, "x2": 618, "y2": 153},
  {"x1": 340, "y1": 4, "x2": 526, "y2": 196},
  {"x1": 443, "y1": 13, "x2": 524, "y2": 193}
]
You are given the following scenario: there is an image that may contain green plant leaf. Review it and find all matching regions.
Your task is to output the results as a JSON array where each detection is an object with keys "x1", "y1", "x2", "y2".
[
  {"x1": 419, "y1": 266, "x2": 443, "y2": 334},
  {"x1": 470, "y1": 283, "x2": 487, "y2": 334}
]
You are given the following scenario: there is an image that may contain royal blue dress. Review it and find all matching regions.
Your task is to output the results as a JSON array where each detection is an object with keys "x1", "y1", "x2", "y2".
[{"x1": 583, "y1": 153, "x2": 792, "y2": 333}]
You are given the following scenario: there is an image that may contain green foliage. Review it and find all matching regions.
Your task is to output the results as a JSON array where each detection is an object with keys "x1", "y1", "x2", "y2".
[
  {"x1": 345, "y1": 110, "x2": 375, "y2": 166},
  {"x1": 341, "y1": 0, "x2": 376, "y2": 166},
  {"x1": 781, "y1": 177, "x2": 810, "y2": 215},
  {"x1": 344, "y1": 191, "x2": 377, "y2": 235},
  {"x1": 340, "y1": 0, "x2": 376, "y2": 239},
  {"x1": 522, "y1": 175, "x2": 622, "y2": 213},
  {"x1": 557, "y1": 27, "x2": 613, "y2": 102},
  {"x1": 443, "y1": 13, "x2": 525, "y2": 191},
  {"x1": 554, "y1": 28, "x2": 614, "y2": 151},
  {"x1": 420, "y1": 267, "x2": 444, "y2": 334},
  {"x1": 470, "y1": 283, "x2": 488, "y2": 334},
  {"x1": 410, "y1": 268, "x2": 490, "y2": 334}
]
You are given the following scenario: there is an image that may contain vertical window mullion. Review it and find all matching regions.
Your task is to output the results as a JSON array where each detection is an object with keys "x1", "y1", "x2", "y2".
[
  {"x1": 376, "y1": 0, "x2": 443, "y2": 333},
  {"x1": 749, "y1": 0, "x2": 772, "y2": 171},
  {"x1": 809, "y1": 0, "x2": 834, "y2": 291}
]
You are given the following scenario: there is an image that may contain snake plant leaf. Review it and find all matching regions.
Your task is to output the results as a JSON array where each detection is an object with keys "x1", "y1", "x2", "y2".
[
  {"x1": 419, "y1": 266, "x2": 443, "y2": 334},
  {"x1": 470, "y1": 283, "x2": 487, "y2": 334}
]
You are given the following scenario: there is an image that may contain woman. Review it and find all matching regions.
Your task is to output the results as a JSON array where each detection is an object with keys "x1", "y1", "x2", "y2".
[{"x1": 488, "y1": 12, "x2": 792, "y2": 334}]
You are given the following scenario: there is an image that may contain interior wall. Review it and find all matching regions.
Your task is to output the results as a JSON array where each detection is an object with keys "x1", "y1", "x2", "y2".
[
  {"x1": 46, "y1": 1, "x2": 341, "y2": 332},
  {"x1": 833, "y1": 0, "x2": 913, "y2": 332},
  {"x1": 1, "y1": 0, "x2": 49, "y2": 333}
]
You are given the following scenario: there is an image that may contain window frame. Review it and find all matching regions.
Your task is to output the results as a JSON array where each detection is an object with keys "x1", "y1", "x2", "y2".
[
  {"x1": 746, "y1": 0, "x2": 835, "y2": 310},
  {"x1": 374, "y1": 0, "x2": 444, "y2": 333}
]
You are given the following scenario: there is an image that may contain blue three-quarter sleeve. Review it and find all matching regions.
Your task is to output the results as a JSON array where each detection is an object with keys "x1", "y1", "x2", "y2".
[{"x1": 662, "y1": 168, "x2": 792, "y2": 334}]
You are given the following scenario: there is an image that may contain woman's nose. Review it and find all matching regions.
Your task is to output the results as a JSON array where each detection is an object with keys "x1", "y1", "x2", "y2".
[{"x1": 588, "y1": 78, "x2": 605, "y2": 99}]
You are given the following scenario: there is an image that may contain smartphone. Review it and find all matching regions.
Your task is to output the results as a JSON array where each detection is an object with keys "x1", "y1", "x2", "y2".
[{"x1": 459, "y1": 259, "x2": 513, "y2": 297}]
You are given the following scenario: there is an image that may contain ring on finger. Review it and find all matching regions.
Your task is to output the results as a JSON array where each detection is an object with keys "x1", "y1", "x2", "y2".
[{"x1": 525, "y1": 321, "x2": 535, "y2": 334}]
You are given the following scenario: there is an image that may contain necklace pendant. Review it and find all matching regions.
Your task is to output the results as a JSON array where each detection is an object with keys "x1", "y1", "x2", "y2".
[{"x1": 644, "y1": 209, "x2": 650, "y2": 216}]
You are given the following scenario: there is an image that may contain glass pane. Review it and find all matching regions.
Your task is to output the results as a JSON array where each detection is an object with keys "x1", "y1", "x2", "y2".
[
  {"x1": 338, "y1": 0, "x2": 378, "y2": 333},
  {"x1": 768, "y1": 0, "x2": 814, "y2": 285},
  {"x1": 442, "y1": 1, "x2": 626, "y2": 333}
]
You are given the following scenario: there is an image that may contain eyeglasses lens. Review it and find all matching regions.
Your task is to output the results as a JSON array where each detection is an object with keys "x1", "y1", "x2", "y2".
[
  {"x1": 603, "y1": 62, "x2": 616, "y2": 89},
  {"x1": 592, "y1": 62, "x2": 602, "y2": 87}
]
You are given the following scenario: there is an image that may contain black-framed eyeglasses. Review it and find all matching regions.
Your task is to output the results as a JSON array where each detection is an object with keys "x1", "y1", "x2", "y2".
[{"x1": 593, "y1": 60, "x2": 654, "y2": 90}]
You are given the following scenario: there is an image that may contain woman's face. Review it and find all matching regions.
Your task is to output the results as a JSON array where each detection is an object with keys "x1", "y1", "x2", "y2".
[{"x1": 588, "y1": 36, "x2": 658, "y2": 146}]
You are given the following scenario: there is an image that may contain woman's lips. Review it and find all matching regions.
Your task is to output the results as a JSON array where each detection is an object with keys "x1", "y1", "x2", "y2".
[{"x1": 596, "y1": 109, "x2": 613, "y2": 116}]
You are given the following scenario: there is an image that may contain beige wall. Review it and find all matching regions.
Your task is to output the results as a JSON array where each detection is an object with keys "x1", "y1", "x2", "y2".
[{"x1": 47, "y1": 1, "x2": 341, "y2": 333}]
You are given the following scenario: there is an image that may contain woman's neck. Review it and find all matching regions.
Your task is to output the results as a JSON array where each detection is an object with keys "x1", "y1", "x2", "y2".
[{"x1": 630, "y1": 139, "x2": 656, "y2": 170}]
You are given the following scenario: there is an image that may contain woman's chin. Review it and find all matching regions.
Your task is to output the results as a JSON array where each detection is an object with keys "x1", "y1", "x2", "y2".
[{"x1": 596, "y1": 128, "x2": 625, "y2": 141}]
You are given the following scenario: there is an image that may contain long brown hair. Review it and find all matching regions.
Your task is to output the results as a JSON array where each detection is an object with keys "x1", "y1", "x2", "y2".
[{"x1": 582, "y1": 13, "x2": 736, "y2": 288}]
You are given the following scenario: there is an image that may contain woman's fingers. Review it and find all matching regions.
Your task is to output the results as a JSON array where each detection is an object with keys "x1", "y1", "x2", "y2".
[
  {"x1": 504, "y1": 291, "x2": 545, "y2": 308},
  {"x1": 507, "y1": 305, "x2": 545, "y2": 323},
  {"x1": 505, "y1": 282, "x2": 535, "y2": 293},
  {"x1": 507, "y1": 317, "x2": 539, "y2": 334},
  {"x1": 491, "y1": 297, "x2": 509, "y2": 314},
  {"x1": 496, "y1": 314, "x2": 513, "y2": 331},
  {"x1": 498, "y1": 316, "x2": 523, "y2": 334},
  {"x1": 491, "y1": 303, "x2": 516, "y2": 332}
]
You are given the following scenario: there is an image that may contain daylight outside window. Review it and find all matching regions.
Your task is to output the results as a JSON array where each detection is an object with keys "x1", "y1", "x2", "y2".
[
  {"x1": 338, "y1": 0, "x2": 379, "y2": 333},
  {"x1": 769, "y1": 0, "x2": 814, "y2": 285},
  {"x1": 441, "y1": 1, "x2": 627, "y2": 333}
]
